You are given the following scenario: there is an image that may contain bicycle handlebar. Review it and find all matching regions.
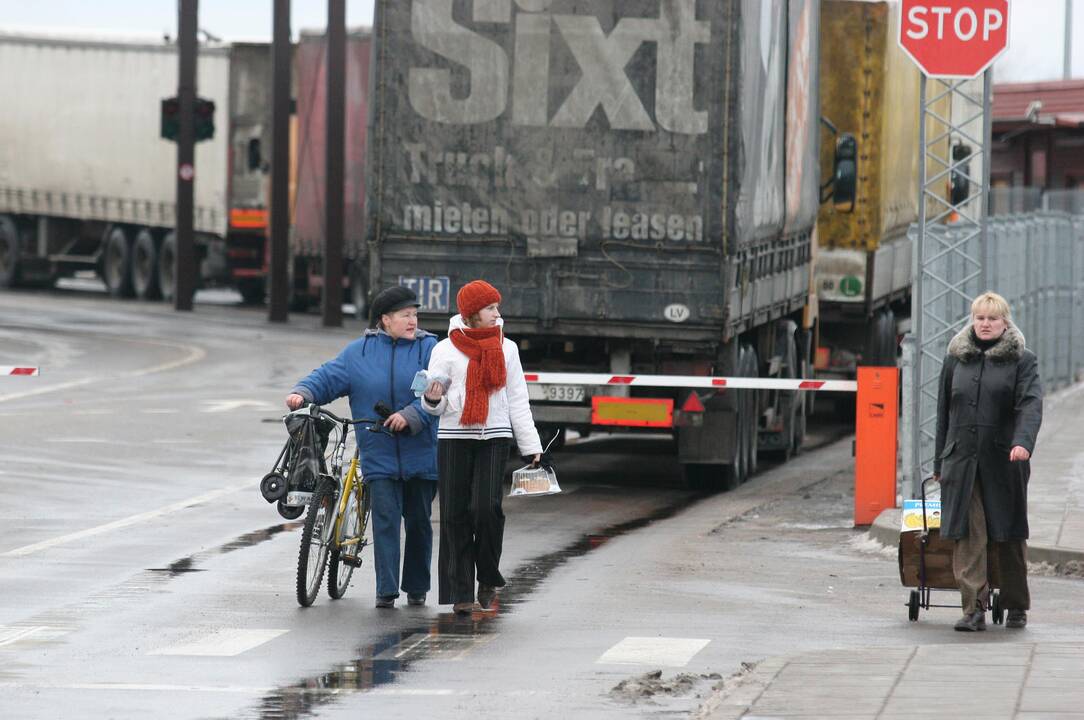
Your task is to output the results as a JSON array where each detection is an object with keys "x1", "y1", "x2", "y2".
[{"x1": 290, "y1": 404, "x2": 396, "y2": 434}]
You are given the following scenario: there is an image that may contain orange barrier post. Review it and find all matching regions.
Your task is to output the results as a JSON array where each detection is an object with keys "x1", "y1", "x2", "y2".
[{"x1": 854, "y1": 366, "x2": 899, "y2": 526}]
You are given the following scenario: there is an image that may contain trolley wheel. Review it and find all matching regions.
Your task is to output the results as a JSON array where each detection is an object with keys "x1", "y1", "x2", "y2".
[
  {"x1": 991, "y1": 590, "x2": 1004, "y2": 625},
  {"x1": 277, "y1": 499, "x2": 304, "y2": 520},
  {"x1": 908, "y1": 590, "x2": 920, "y2": 622},
  {"x1": 260, "y1": 472, "x2": 287, "y2": 503}
]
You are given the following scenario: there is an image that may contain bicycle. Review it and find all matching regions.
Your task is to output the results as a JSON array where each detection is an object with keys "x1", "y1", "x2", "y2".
[{"x1": 291, "y1": 404, "x2": 387, "y2": 608}]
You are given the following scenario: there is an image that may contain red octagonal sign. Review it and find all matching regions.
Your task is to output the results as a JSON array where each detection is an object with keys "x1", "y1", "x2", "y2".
[{"x1": 899, "y1": 0, "x2": 1010, "y2": 78}]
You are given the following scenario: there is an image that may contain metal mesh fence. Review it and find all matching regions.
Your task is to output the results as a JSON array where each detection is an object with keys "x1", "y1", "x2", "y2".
[{"x1": 912, "y1": 203, "x2": 1084, "y2": 485}]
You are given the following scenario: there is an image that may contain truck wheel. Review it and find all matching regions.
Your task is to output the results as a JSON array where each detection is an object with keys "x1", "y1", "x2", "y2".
[
  {"x1": 131, "y1": 228, "x2": 161, "y2": 300},
  {"x1": 763, "y1": 324, "x2": 797, "y2": 462},
  {"x1": 0, "y1": 215, "x2": 20, "y2": 288},
  {"x1": 350, "y1": 264, "x2": 367, "y2": 320},
  {"x1": 238, "y1": 278, "x2": 266, "y2": 305},
  {"x1": 880, "y1": 309, "x2": 898, "y2": 367},
  {"x1": 102, "y1": 226, "x2": 135, "y2": 298},
  {"x1": 684, "y1": 462, "x2": 740, "y2": 493},
  {"x1": 158, "y1": 232, "x2": 176, "y2": 302},
  {"x1": 741, "y1": 344, "x2": 760, "y2": 478}
]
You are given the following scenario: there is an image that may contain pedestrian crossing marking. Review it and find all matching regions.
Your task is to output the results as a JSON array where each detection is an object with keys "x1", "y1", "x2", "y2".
[
  {"x1": 149, "y1": 628, "x2": 288, "y2": 657},
  {"x1": 596, "y1": 637, "x2": 710, "y2": 668},
  {"x1": 374, "y1": 633, "x2": 496, "y2": 662},
  {"x1": 0, "y1": 626, "x2": 49, "y2": 648}
]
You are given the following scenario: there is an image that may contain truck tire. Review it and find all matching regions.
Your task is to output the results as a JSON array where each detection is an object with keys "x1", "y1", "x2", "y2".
[
  {"x1": 102, "y1": 226, "x2": 135, "y2": 298},
  {"x1": 0, "y1": 215, "x2": 20, "y2": 288},
  {"x1": 879, "y1": 309, "x2": 898, "y2": 367},
  {"x1": 864, "y1": 309, "x2": 896, "y2": 367},
  {"x1": 762, "y1": 323, "x2": 797, "y2": 462},
  {"x1": 684, "y1": 462, "x2": 740, "y2": 493},
  {"x1": 238, "y1": 278, "x2": 266, "y2": 305},
  {"x1": 350, "y1": 263, "x2": 367, "y2": 320},
  {"x1": 131, "y1": 228, "x2": 161, "y2": 300},
  {"x1": 741, "y1": 344, "x2": 760, "y2": 479},
  {"x1": 158, "y1": 232, "x2": 176, "y2": 302}
]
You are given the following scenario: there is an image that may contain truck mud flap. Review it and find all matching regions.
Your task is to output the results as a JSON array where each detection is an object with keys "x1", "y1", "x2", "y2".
[{"x1": 677, "y1": 409, "x2": 738, "y2": 465}]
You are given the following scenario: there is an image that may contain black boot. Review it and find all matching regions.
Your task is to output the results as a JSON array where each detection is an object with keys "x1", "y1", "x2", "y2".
[
  {"x1": 954, "y1": 609, "x2": 987, "y2": 632},
  {"x1": 1005, "y1": 609, "x2": 1027, "y2": 629}
]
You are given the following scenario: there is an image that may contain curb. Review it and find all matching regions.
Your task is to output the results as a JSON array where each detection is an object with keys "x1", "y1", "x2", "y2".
[{"x1": 867, "y1": 508, "x2": 1084, "y2": 570}]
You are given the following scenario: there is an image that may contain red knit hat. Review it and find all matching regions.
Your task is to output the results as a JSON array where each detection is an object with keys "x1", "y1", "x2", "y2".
[{"x1": 456, "y1": 280, "x2": 502, "y2": 319}]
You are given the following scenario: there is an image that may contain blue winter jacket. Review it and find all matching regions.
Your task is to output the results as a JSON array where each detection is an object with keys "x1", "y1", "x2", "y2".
[{"x1": 291, "y1": 329, "x2": 439, "y2": 482}]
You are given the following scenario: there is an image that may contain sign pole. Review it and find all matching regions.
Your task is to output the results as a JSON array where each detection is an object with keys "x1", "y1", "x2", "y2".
[{"x1": 900, "y1": 1, "x2": 1008, "y2": 497}]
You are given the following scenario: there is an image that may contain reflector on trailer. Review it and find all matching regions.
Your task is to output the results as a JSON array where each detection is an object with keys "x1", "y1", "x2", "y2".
[
  {"x1": 591, "y1": 397, "x2": 673, "y2": 428},
  {"x1": 681, "y1": 392, "x2": 705, "y2": 413}
]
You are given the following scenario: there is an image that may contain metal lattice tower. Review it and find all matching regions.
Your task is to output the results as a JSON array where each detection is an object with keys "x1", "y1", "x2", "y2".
[{"x1": 906, "y1": 73, "x2": 991, "y2": 498}]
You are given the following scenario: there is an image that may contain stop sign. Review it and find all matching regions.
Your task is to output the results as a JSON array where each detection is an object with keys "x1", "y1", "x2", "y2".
[{"x1": 898, "y1": 1, "x2": 1010, "y2": 78}]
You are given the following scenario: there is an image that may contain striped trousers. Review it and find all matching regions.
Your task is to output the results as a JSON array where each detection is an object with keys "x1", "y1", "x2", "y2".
[{"x1": 437, "y1": 438, "x2": 511, "y2": 605}]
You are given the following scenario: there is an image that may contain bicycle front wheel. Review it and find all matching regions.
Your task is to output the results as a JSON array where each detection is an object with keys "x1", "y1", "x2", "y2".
[
  {"x1": 328, "y1": 480, "x2": 372, "y2": 599},
  {"x1": 296, "y1": 478, "x2": 336, "y2": 607}
]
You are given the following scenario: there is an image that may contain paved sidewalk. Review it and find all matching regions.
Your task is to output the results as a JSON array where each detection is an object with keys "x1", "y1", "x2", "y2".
[
  {"x1": 869, "y1": 381, "x2": 1084, "y2": 571},
  {"x1": 701, "y1": 643, "x2": 1084, "y2": 720},
  {"x1": 700, "y1": 382, "x2": 1084, "y2": 720}
]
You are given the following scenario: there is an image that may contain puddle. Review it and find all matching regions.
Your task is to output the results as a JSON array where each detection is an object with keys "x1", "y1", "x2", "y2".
[{"x1": 249, "y1": 499, "x2": 694, "y2": 719}]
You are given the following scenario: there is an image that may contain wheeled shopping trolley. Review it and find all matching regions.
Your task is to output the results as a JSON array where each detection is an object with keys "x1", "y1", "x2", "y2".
[{"x1": 898, "y1": 477, "x2": 1003, "y2": 624}]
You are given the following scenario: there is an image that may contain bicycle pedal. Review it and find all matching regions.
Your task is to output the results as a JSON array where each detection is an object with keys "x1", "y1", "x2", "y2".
[{"x1": 342, "y1": 554, "x2": 363, "y2": 568}]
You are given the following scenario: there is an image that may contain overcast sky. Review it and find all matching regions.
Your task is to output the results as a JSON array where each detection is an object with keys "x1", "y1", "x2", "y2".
[{"x1": 0, "y1": 0, "x2": 1080, "y2": 83}]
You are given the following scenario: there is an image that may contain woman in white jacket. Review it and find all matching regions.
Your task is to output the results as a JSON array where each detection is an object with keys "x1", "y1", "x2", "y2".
[{"x1": 422, "y1": 280, "x2": 542, "y2": 614}]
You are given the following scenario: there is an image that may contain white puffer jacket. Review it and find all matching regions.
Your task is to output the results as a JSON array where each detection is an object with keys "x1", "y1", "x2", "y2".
[{"x1": 422, "y1": 315, "x2": 542, "y2": 456}]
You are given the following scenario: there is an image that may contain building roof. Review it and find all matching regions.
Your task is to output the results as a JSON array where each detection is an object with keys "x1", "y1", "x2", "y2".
[{"x1": 993, "y1": 80, "x2": 1084, "y2": 128}]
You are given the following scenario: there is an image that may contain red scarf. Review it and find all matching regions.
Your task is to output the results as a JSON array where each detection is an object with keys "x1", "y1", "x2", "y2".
[{"x1": 450, "y1": 326, "x2": 506, "y2": 426}]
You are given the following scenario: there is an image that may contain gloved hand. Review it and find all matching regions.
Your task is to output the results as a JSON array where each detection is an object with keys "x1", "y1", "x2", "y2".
[{"x1": 523, "y1": 451, "x2": 556, "y2": 472}]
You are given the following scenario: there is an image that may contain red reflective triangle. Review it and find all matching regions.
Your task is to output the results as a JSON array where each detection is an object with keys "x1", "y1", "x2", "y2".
[{"x1": 681, "y1": 392, "x2": 705, "y2": 413}]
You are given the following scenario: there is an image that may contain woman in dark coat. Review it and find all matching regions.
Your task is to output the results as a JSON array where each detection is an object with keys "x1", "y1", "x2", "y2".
[{"x1": 933, "y1": 291, "x2": 1043, "y2": 632}]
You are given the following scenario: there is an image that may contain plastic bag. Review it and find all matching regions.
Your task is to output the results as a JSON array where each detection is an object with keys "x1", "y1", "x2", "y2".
[{"x1": 508, "y1": 464, "x2": 561, "y2": 497}]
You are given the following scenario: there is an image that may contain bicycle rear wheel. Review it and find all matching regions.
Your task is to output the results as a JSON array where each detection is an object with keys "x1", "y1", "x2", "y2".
[
  {"x1": 296, "y1": 477, "x2": 336, "y2": 607},
  {"x1": 328, "y1": 480, "x2": 372, "y2": 599}
]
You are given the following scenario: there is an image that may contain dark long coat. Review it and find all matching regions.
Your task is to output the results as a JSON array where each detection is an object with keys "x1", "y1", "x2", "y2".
[{"x1": 933, "y1": 322, "x2": 1043, "y2": 541}]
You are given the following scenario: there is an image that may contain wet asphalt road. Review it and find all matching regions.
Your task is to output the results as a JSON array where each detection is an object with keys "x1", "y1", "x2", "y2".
[{"x1": 3, "y1": 288, "x2": 1083, "y2": 720}]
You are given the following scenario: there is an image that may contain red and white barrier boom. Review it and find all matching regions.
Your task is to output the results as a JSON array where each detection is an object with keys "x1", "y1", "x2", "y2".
[
  {"x1": 524, "y1": 367, "x2": 898, "y2": 527},
  {"x1": 1, "y1": 367, "x2": 39, "y2": 376},
  {"x1": 524, "y1": 372, "x2": 856, "y2": 392}
]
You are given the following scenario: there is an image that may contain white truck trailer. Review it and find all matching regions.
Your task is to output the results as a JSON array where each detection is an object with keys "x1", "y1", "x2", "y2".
[{"x1": 0, "y1": 30, "x2": 271, "y2": 302}]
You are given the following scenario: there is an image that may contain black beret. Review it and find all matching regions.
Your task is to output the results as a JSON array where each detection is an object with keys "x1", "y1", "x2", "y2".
[{"x1": 369, "y1": 286, "x2": 420, "y2": 326}]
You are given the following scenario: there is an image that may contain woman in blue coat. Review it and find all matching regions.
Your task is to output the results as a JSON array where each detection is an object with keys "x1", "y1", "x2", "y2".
[{"x1": 286, "y1": 286, "x2": 439, "y2": 608}]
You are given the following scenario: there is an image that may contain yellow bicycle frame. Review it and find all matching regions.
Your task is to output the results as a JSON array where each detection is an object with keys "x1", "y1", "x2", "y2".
[{"x1": 332, "y1": 455, "x2": 366, "y2": 552}]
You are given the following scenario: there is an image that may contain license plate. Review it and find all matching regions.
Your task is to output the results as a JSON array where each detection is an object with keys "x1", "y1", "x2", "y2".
[
  {"x1": 285, "y1": 491, "x2": 313, "y2": 507},
  {"x1": 528, "y1": 384, "x2": 586, "y2": 403},
  {"x1": 398, "y1": 275, "x2": 450, "y2": 312}
]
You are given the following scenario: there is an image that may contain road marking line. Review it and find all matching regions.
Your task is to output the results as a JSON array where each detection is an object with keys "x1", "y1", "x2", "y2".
[
  {"x1": 0, "y1": 340, "x2": 205, "y2": 403},
  {"x1": 0, "y1": 682, "x2": 512, "y2": 696},
  {"x1": 45, "y1": 438, "x2": 111, "y2": 443},
  {"x1": 142, "y1": 409, "x2": 180, "y2": 414},
  {"x1": 374, "y1": 632, "x2": 495, "y2": 662},
  {"x1": 149, "y1": 628, "x2": 288, "y2": 657},
  {"x1": 596, "y1": 637, "x2": 710, "y2": 668},
  {"x1": 0, "y1": 479, "x2": 254, "y2": 558},
  {"x1": 0, "y1": 626, "x2": 49, "y2": 647},
  {"x1": 202, "y1": 400, "x2": 278, "y2": 413}
]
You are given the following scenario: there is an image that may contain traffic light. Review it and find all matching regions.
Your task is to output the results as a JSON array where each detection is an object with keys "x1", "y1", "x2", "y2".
[
  {"x1": 160, "y1": 97, "x2": 180, "y2": 141},
  {"x1": 950, "y1": 143, "x2": 972, "y2": 207},
  {"x1": 160, "y1": 96, "x2": 215, "y2": 142},
  {"x1": 194, "y1": 97, "x2": 215, "y2": 142}
]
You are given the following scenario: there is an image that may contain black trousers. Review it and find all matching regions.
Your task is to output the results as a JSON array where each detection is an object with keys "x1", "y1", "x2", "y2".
[{"x1": 437, "y1": 438, "x2": 510, "y2": 605}]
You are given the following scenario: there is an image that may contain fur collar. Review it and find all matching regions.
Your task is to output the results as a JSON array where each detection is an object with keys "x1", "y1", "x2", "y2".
[{"x1": 947, "y1": 321, "x2": 1025, "y2": 362}]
